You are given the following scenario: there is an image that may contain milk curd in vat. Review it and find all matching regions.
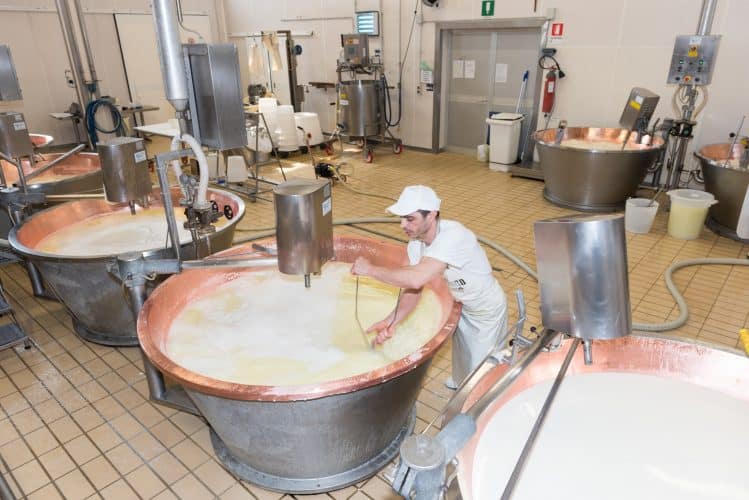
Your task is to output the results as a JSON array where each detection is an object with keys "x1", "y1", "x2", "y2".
[
  {"x1": 469, "y1": 372, "x2": 749, "y2": 500},
  {"x1": 36, "y1": 207, "x2": 228, "y2": 256},
  {"x1": 560, "y1": 139, "x2": 640, "y2": 151},
  {"x1": 165, "y1": 262, "x2": 443, "y2": 386}
]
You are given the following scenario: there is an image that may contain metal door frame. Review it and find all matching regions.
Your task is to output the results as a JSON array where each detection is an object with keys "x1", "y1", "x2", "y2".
[{"x1": 433, "y1": 17, "x2": 549, "y2": 154}]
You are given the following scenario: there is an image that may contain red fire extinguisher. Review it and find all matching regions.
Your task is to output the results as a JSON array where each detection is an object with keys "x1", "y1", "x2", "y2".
[{"x1": 542, "y1": 69, "x2": 557, "y2": 114}]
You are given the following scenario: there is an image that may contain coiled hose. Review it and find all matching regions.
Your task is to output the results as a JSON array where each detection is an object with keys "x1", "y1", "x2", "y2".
[
  {"x1": 85, "y1": 99, "x2": 124, "y2": 147},
  {"x1": 232, "y1": 217, "x2": 749, "y2": 333}
]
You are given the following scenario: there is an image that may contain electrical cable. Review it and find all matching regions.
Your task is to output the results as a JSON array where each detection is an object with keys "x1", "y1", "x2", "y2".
[{"x1": 385, "y1": 0, "x2": 420, "y2": 128}]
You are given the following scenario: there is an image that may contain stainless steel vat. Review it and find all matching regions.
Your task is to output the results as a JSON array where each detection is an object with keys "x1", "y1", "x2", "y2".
[
  {"x1": 695, "y1": 142, "x2": 749, "y2": 242},
  {"x1": 534, "y1": 127, "x2": 664, "y2": 212},
  {"x1": 337, "y1": 80, "x2": 382, "y2": 137},
  {"x1": 456, "y1": 335, "x2": 749, "y2": 499},
  {"x1": 0, "y1": 152, "x2": 104, "y2": 238},
  {"x1": 137, "y1": 235, "x2": 461, "y2": 493},
  {"x1": 8, "y1": 187, "x2": 245, "y2": 346}
]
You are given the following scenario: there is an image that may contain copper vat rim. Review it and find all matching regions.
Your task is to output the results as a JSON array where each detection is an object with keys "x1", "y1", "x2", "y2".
[
  {"x1": 137, "y1": 234, "x2": 462, "y2": 402},
  {"x1": 455, "y1": 334, "x2": 749, "y2": 500},
  {"x1": 8, "y1": 186, "x2": 246, "y2": 262},
  {"x1": 533, "y1": 127, "x2": 665, "y2": 153},
  {"x1": 29, "y1": 133, "x2": 54, "y2": 148},
  {"x1": 0, "y1": 151, "x2": 101, "y2": 187},
  {"x1": 695, "y1": 142, "x2": 749, "y2": 171}
]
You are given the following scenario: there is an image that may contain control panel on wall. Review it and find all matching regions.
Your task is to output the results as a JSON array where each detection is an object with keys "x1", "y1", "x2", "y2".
[{"x1": 667, "y1": 35, "x2": 720, "y2": 85}]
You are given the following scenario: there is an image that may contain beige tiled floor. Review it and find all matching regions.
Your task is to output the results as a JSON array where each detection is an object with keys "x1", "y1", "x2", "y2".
[{"x1": 0, "y1": 145, "x2": 747, "y2": 499}]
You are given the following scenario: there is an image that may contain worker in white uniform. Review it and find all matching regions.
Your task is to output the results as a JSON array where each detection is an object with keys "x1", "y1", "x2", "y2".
[{"x1": 351, "y1": 185, "x2": 508, "y2": 389}]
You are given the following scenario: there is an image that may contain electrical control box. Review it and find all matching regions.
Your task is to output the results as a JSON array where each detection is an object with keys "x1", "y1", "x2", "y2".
[
  {"x1": 183, "y1": 44, "x2": 246, "y2": 151},
  {"x1": 667, "y1": 35, "x2": 720, "y2": 85},
  {"x1": 619, "y1": 87, "x2": 659, "y2": 132},
  {"x1": 0, "y1": 112, "x2": 33, "y2": 158},
  {"x1": 0, "y1": 45, "x2": 22, "y2": 101},
  {"x1": 341, "y1": 34, "x2": 369, "y2": 66}
]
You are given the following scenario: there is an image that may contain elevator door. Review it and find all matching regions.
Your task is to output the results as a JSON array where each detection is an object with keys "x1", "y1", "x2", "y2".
[{"x1": 446, "y1": 28, "x2": 541, "y2": 155}]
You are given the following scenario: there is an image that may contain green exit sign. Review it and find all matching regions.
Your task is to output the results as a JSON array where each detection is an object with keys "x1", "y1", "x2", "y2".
[{"x1": 481, "y1": 0, "x2": 495, "y2": 16}]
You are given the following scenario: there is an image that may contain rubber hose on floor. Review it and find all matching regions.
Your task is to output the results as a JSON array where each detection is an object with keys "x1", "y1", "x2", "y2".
[{"x1": 231, "y1": 217, "x2": 749, "y2": 333}]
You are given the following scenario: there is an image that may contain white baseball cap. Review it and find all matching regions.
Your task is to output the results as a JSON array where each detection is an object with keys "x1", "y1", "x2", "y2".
[{"x1": 387, "y1": 185, "x2": 441, "y2": 216}]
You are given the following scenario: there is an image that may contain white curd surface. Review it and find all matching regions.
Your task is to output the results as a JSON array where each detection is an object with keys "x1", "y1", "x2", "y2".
[
  {"x1": 165, "y1": 262, "x2": 443, "y2": 386},
  {"x1": 36, "y1": 207, "x2": 227, "y2": 256}
]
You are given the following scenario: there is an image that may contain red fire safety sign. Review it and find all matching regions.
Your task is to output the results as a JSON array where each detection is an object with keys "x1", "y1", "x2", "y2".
[{"x1": 551, "y1": 22, "x2": 564, "y2": 37}]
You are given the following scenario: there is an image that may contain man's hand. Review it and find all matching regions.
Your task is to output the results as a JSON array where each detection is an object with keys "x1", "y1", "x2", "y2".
[
  {"x1": 367, "y1": 319, "x2": 396, "y2": 345},
  {"x1": 351, "y1": 256, "x2": 373, "y2": 277}
]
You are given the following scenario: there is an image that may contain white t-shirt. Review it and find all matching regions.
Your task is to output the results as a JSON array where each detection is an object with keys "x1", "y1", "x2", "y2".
[{"x1": 407, "y1": 219, "x2": 504, "y2": 314}]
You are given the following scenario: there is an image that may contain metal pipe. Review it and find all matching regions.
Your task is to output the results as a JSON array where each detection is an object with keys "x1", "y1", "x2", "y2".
[
  {"x1": 10, "y1": 160, "x2": 26, "y2": 193},
  {"x1": 55, "y1": 0, "x2": 91, "y2": 148},
  {"x1": 466, "y1": 328, "x2": 558, "y2": 420},
  {"x1": 24, "y1": 144, "x2": 86, "y2": 181},
  {"x1": 180, "y1": 256, "x2": 278, "y2": 269},
  {"x1": 696, "y1": 0, "x2": 718, "y2": 36},
  {"x1": 152, "y1": 0, "x2": 189, "y2": 113},
  {"x1": 71, "y1": 0, "x2": 99, "y2": 97},
  {"x1": 155, "y1": 160, "x2": 181, "y2": 263},
  {"x1": 499, "y1": 338, "x2": 580, "y2": 500},
  {"x1": 44, "y1": 193, "x2": 106, "y2": 201},
  {"x1": 583, "y1": 339, "x2": 593, "y2": 365},
  {"x1": 121, "y1": 272, "x2": 200, "y2": 415}
]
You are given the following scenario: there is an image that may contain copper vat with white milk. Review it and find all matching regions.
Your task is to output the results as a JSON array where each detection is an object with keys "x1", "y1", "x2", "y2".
[
  {"x1": 137, "y1": 235, "x2": 460, "y2": 493},
  {"x1": 8, "y1": 187, "x2": 244, "y2": 346},
  {"x1": 456, "y1": 335, "x2": 749, "y2": 499}
]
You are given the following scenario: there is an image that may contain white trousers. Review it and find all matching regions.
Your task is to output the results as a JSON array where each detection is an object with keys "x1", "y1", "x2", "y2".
[{"x1": 451, "y1": 298, "x2": 508, "y2": 385}]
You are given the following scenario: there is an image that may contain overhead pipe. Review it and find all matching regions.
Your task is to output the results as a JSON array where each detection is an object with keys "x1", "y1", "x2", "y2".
[
  {"x1": 55, "y1": 0, "x2": 92, "y2": 148},
  {"x1": 696, "y1": 0, "x2": 718, "y2": 35},
  {"x1": 70, "y1": 0, "x2": 100, "y2": 97},
  {"x1": 152, "y1": 0, "x2": 189, "y2": 120}
]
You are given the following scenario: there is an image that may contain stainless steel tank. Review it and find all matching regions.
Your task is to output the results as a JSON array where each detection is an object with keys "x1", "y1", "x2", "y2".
[
  {"x1": 695, "y1": 142, "x2": 749, "y2": 242},
  {"x1": 8, "y1": 187, "x2": 245, "y2": 346},
  {"x1": 137, "y1": 235, "x2": 461, "y2": 493},
  {"x1": 455, "y1": 335, "x2": 749, "y2": 499},
  {"x1": 534, "y1": 214, "x2": 630, "y2": 340},
  {"x1": 337, "y1": 80, "x2": 383, "y2": 137},
  {"x1": 534, "y1": 127, "x2": 664, "y2": 212},
  {"x1": 0, "y1": 152, "x2": 103, "y2": 238}
]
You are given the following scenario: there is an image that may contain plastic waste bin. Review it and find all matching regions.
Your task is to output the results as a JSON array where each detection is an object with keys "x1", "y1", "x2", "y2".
[
  {"x1": 666, "y1": 189, "x2": 718, "y2": 240},
  {"x1": 486, "y1": 112, "x2": 524, "y2": 171}
]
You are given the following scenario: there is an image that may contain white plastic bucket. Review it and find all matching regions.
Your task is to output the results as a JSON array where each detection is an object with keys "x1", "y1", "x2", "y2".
[
  {"x1": 486, "y1": 112, "x2": 524, "y2": 165},
  {"x1": 625, "y1": 198, "x2": 659, "y2": 234},
  {"x1": 667, "y1": 189, "x2": 718, "y2": 240},
  {"x1": 477, "y1": 144, "x2": 489, "y2": 162}
]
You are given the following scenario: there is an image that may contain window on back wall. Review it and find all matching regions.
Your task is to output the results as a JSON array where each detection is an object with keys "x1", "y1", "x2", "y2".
[{"x1": 355, "y1": 11, "x2": 380, "y2": 37}]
